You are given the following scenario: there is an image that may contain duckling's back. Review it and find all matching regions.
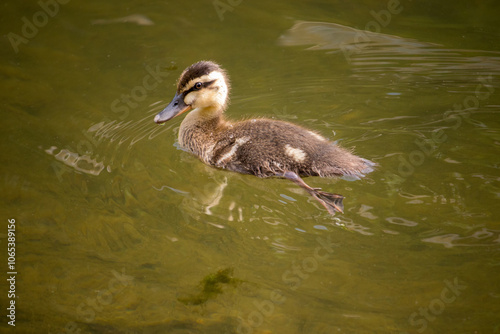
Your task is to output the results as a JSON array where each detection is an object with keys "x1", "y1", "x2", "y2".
[{"x1": 209, "y1": 118, "x2": 375, "y2": 179}]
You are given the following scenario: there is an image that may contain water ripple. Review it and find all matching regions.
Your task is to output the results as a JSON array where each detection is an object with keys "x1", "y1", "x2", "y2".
[
  {"x1": 89, "y1": 102, "x2": 171, "y2": 150},
  {"x1": 279, "y1": 21, "x2": 500, "y2": 89},
  {"x1": 422, "y1": 228, "x2": 500, "y2": 248}
]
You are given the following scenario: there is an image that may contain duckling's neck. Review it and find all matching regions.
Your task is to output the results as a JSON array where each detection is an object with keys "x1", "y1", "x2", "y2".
[{"x1": 178, "y1": 107, "x2": 229, "y2": 163}]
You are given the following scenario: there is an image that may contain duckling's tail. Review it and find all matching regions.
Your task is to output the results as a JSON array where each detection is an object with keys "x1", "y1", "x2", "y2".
[{"x1": 281, "y1": 171, "x2": 344, "y2": 215}]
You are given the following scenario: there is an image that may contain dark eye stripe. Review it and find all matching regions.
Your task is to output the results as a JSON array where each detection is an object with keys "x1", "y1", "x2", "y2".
[{"x1": 183, "y1": 80, "x2": 216, "y2": 95}]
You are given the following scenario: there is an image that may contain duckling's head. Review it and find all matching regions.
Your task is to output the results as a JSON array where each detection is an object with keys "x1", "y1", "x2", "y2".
[{"x1": 154, "y1": 61, "x2": 230, "y2": 123}]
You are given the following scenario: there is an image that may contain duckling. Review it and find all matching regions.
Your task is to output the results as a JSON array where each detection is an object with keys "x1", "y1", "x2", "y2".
[{"x1": 154, "y1": 61, "x2": 375, "y2": 215}]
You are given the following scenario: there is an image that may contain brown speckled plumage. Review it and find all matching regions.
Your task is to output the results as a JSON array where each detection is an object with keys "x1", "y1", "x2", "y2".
[
  {"x1": 183, "y1": 117, "x2": 373, "y2": 178},
  {"x1": 154, "y1": 61, "x2": 375, "y2": 215}
]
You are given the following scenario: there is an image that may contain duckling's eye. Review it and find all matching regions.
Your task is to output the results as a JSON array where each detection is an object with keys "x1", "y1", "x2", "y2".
[{"x1": 194, "y1": 82, "x2": 203, "y2": 90}]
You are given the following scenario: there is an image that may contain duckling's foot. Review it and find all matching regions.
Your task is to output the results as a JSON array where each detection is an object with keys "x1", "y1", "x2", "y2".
[{"x1": 281, "y1": 171, "x2": 344, "y2": 215}]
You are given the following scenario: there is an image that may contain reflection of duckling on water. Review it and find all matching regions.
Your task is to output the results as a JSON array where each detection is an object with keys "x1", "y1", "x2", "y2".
[{"x1": 154, "y1": 61, "x2": 375, "y2": 215}]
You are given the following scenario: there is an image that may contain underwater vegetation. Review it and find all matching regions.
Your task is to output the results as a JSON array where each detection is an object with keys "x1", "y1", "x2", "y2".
[{"x1": 178, "y1": 267, "x2": 243, "y2": 306}]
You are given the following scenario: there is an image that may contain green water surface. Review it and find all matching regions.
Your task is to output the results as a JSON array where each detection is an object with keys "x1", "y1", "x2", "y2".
[{"x1": 1, "y1": 1, "x2": 499, "y2": 333}]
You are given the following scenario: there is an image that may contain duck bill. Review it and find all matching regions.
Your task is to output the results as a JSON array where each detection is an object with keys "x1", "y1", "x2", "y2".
[{"x1": 154, "y1": 92, "x2": 192, "y2": 124}]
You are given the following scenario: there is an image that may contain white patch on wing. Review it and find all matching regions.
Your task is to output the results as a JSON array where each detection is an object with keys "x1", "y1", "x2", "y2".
[
  {"x1": 216, "y1": 136, "x2": 250, "y2": 165},
  {"x1": 284, "y1": 144, "x2": 307, "y2": 162},
  {"x1": 308, "y1": 130, "x2": 325, "y2": 141},
  {"x1": 201, "y1": 142, "x2": 216, "y2": 164}
]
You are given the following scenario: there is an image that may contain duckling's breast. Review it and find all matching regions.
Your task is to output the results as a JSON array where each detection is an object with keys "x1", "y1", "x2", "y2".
[{"x1": 178, "y1": 116, "x2": 220, "y2": 164}]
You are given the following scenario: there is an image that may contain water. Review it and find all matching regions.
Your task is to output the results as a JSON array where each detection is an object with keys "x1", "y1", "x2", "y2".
[{"x1": 1, "y1": 0, "x2": 499, "y2": 333}]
